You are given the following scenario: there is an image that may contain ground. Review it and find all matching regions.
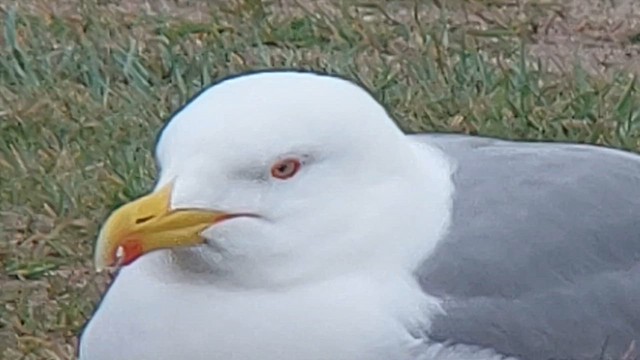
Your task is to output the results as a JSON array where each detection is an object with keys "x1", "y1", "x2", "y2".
[{"x1": 1, "y1": 0, "x2": 640, "y2": 359}]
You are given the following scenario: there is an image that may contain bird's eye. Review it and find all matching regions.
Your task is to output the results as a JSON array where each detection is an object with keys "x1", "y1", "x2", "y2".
[{"x1": 271, "y1": 158, "x2": 301, "y2": 180}]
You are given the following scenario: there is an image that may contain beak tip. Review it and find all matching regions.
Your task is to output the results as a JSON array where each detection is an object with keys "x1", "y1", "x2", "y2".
[
  {"x1": 93, "y1": 243, "x2": 114, "y2": 272},
  {"x1": 93, "y1": 256, "x2": 110, "y2": 272},
  {"x1": 93, "y1": 225, "x2": 119, "y2": 272}
]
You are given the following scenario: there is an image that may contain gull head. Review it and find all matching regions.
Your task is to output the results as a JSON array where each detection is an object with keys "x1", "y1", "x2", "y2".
[{"x1": 94, "y1": 71, "x2": 453, "y2": 288}]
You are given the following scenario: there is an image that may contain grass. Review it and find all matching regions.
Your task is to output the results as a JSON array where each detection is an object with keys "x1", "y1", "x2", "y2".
[{"x1": 2, "y1": 0, "x2": 640, "y2": 359}]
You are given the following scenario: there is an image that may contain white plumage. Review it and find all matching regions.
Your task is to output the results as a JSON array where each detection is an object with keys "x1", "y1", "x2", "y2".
[{"x1": 80, "y1": 71, "x2": 453, "y2": 360}]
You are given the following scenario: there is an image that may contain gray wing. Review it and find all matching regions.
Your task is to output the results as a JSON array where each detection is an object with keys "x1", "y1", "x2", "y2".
[{"x1": 412, "y1": 133, "x2": 640, "y2": 360}]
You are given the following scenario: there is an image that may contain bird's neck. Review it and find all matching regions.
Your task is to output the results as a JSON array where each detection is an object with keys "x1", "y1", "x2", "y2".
[{"x1": 141, "y1": 247, "x2": 410, "y2": 292}]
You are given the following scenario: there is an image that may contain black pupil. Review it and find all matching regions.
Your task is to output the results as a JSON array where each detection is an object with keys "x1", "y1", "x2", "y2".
[{"x1": 279, "y1": 163, "x2": 290, "y2": 174}]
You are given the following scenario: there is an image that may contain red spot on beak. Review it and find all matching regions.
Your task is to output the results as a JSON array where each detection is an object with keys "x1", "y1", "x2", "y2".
[{"x1": 118, "y1": 238, "x2": 144, "y2": 266}]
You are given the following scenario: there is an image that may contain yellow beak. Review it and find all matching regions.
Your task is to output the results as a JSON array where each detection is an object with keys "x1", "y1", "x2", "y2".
[{"x1": 94, "y1": 183, "x2": 229, "y2": 270}]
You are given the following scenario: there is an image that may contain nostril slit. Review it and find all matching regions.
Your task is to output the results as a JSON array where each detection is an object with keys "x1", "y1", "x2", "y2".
[{"x1": 135, "y1": 215, "x2": 154, "y2": 224}]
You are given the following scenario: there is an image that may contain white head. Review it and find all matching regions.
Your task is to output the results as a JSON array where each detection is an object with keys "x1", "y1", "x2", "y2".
[{"x1": 94, "y1": 71, "x2": 453, "y2": 288}]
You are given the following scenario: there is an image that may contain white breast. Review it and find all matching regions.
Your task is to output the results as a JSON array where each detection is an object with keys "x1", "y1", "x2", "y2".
[{"x1": 79, "y1": 255, "x2": 439, "y2": 360}]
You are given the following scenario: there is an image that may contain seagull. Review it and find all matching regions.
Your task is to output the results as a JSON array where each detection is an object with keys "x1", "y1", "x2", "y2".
[{"x1": 79, "y1": 70, "x2": 640, "y2": 360}]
